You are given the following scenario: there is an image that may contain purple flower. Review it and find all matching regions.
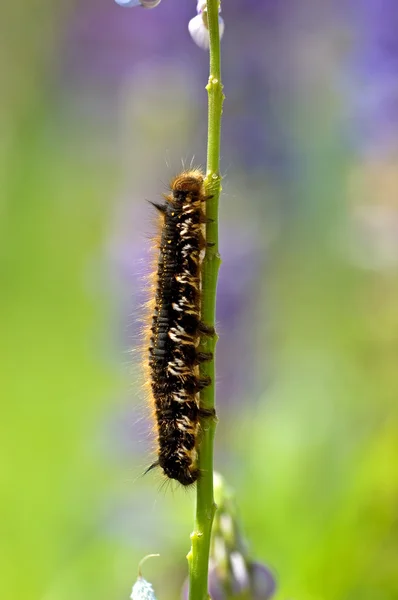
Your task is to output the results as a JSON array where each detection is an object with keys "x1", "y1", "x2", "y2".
[
  {"x1": 249, "y1": 562, "x2": 277, "y2": 600},
  {"x1": 181, "y1": 561, "x2": 276, "y2": 600},
  {"x1": 350, "y1": 0, "x2": 398, "y2": 155}
]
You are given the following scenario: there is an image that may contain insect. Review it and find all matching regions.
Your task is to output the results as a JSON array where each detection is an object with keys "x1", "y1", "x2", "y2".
[{"x1": 146, "y1": 169, "x2": 215, "y2": 486}]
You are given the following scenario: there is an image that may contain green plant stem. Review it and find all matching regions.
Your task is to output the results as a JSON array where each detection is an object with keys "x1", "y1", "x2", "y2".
[{"x1": 187, "y1": 1, "x2": 224, "y2": 599}]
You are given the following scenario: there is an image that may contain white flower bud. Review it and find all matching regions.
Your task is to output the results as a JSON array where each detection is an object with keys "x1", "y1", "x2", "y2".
[
  {"x1": 230, "y1": 551, "x2": 250, "y2": 593},
  {"x1": 130, "y1": 554, "x2": 159, "y2": 600},
  {"x1": 196, "y1": 0, "x2": 222, "y2": 14},
  {"x1": 114, "y1": 0, "x2": 161, "y2": 8},
  {"x1": 188, "y1": 13, "x2": 224, "y2": 50},
  {"x1": 196, "y1": 0, "x2": 206, "y2": 12},
  {"x1": 131, "y1": 578, "x2": 157, "y2": 600}
]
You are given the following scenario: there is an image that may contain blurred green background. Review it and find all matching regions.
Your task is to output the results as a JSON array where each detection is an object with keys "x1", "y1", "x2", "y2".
[{"x1": 2, "y1": 1, "x2": 398, "y2": 599}]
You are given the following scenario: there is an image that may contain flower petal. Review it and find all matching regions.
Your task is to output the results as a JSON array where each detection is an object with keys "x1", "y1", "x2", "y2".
[
  {"x1": 131, "y1": 578, "x2": 157, "y2": 600},
  {"x1": 188, "y1": 14, "x2": 210, "y2": 50},
  {"x1": 196, "y1": 0, "x2": 222, "y2": 14},
  {"x1": 250, "y1": 562, "x2": 276, "y2": 599},
  {"x1": 188, "y1": 14, "x2": 224, "y2": 50},
  {"x1": 114, "y1": 0, "x2": 161, "y2": 7},
  {"x1": 218, "y1": 16, "x2": 225, "y2": 39},
  {"x1": 230, "y1": 551, "x2": 250, "y2": 594},
  {"x1": 114, "y1": 0, "x2": 143, "y2": 6}
]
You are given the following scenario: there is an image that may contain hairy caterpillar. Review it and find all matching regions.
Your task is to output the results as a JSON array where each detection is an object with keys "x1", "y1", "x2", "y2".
[{"x1": 146, "y1": 169, "x2": 215, "y2": 486}]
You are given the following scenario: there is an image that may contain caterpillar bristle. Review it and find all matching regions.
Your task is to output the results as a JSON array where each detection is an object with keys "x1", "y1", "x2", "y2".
[{"x1": 144, "y1": 169, "x2": 216, "y2": 486}]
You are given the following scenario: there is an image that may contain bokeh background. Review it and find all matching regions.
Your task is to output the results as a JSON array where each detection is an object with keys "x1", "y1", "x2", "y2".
[{"x1": 2, "y1": 1, "x2": 398, "y2": 599}]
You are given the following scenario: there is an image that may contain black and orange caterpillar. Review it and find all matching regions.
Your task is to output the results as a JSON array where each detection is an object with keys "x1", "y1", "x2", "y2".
[{"x1": 147, "y1": 170, "x2": 215, "y2": 485}]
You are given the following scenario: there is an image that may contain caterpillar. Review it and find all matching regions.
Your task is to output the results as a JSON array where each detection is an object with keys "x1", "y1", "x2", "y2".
[{"x1": 146, "y1": 169, "x2": 215, "y2": 486}]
